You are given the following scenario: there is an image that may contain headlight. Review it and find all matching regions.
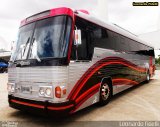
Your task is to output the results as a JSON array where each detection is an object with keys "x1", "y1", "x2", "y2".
[
  {"x1": 45, "y1": 88, "x2": 52, "y2": 96},
  {"x1": 39, "y1": 86, "x2": 53, "y2": 98},
  {"x1": 39, "y1": 87, "x2": 45, "y2": 96},
  {"x1": 7, "y1": 83, "x2": 15, "y2": 93}
]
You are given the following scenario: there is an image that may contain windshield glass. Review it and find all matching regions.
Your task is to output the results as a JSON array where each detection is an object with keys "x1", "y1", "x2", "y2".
[
  {"x1": 11, "y1": 16, "x2": 72, "y2": 61},
  {"x1": 11, "y1": 23, "x2": 35, "y2": 61}
]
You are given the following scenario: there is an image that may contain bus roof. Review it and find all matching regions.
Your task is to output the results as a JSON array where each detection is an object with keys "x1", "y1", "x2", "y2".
[
  {"x1": 75, "y1": 10, "x2": 154, "y2": 49},
  {"x1": 20, "y1": 7, "x2": 74, "y2": 27},
  {"x1": 20, "y1": 7, "x2": 154, "y2": 49}
]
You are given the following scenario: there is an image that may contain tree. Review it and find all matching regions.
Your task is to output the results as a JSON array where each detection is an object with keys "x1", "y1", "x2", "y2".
[{"x1": 155, "y1": 57, "x2": 160, "y2": 65}]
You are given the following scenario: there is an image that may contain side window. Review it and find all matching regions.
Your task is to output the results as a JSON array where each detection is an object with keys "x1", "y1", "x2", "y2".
[
  {"x1": 76, "y1": 30, "x2": 90, "y2": 60},
  {"x1": 129, "y1": 40, "x2": 138, "y2": 51},
  {"x1": 107, "y1": 31, "x2": 119, "y2": 51},
  {"x1": 93, "y1": 28, "x2": 108, "y2": 49},
  {"x1": 106, "y1": 30, "x2": 115, "y2": 50},
  {"x1": 119, "y1": 36, "x2": 129, "y2": 52},
  {"x1": 70, "y1": 17, "x2": 94, "y2": 61},
  {"x1": 93, "y1": 28, "x2": 120, "y2": 51},
  {"x1": 145, "y1": 47, "x2": 155, "y2": 56}
]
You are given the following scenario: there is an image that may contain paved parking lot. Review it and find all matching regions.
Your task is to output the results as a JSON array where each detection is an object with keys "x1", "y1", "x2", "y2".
[{"x1": 0, "y1": 71, "x2": 160, "y2": 126}]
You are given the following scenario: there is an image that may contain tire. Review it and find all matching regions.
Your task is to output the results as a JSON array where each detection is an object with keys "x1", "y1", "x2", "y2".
[
  {"x1": 4, "y1": 68, "x2": 8, "y2": 73},
  {"x1": 98, "y1": 81, "x2": 112, "y2": 106},
  {"x1": 146, "y1": 70, "x2": 150, "y2": 83},
  {"x1": 0, "y1": 69, "x2": 3, "y2": 73},
  {"x1": 1, "y1": 68, "x2": 5, "y2": 73}
]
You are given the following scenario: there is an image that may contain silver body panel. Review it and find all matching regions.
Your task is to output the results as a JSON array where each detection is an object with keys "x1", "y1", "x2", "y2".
[
  {"x1": 8, "y1": 66, "x2": 69, "y2": 102},
  {"x1": 8, "y1": 48, "x2": 151, "y2": 110}
]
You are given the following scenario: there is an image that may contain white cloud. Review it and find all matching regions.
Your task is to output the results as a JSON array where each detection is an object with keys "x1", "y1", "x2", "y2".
[
  {"x1": 108, "y1": 0, "x2": 160, "y2": 34},
  {"x1": 0, "y1": 36, "x2": 10, "y2": 50},
  {"x1": 0, "y1": 0, "x2": 97, "y2": 50},
  {"x1": 0, "y1": 0, "x2": 159, "y2": 53}
]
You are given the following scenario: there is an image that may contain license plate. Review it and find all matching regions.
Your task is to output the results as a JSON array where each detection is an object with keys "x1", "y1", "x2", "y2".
[{"x1": 21, "y1": 86, "x2": 31, "y2": 93}]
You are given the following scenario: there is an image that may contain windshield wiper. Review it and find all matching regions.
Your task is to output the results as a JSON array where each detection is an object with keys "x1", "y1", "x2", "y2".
[
  {"x1": 29, "y1": 38, "x2": 41, "y2": 62},
  {"x1": 22, "y1": 37, "x2": 30, "y2": 57},
  {"x1": 35, "y1": 54, "x2": 41, "y2": 62}
]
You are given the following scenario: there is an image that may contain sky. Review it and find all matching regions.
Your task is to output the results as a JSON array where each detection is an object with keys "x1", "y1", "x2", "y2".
[{"x1": 0, "y1": 0, "x2": 160, "y2": 56}]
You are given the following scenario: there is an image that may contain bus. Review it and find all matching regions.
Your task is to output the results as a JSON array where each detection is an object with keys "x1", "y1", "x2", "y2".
[{"x1": 8, "y1": 7, "x2": 155, "y2": 115}]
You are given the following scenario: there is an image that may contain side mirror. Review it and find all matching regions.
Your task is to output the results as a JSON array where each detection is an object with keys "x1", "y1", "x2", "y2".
[{"x1": 74, "y1": 29, "x2": 82, "y2": 45}]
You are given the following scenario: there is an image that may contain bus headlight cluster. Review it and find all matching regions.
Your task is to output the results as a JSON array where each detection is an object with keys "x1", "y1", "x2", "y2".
[
  {"x1": 39, "y1": 86, "x2": 53, "y2": 98},
  {"x1": 7, "y1": 83, "x2": 15, "y2": 93}
]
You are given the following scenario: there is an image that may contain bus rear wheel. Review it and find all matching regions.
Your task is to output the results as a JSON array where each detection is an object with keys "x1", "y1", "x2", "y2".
[{"x1": 99, "y1": 82, "x2": 111, "y2": 106}]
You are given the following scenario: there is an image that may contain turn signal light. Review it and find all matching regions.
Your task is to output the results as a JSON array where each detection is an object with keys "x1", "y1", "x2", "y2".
[
  {"x1": 55, "y1": 86, "x2": 61, "y2": 98},
  {"x1": 55, "y1": 86, "x2": 67, "y2": 98}
]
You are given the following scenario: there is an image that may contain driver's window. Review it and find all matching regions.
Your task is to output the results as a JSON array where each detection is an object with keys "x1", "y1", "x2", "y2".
[{"x1": 71, "y1": 17, "x2": 93, "y2": 61}]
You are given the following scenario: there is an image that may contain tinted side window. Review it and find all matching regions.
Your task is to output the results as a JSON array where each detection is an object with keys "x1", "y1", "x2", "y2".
[
  {"x1": 70, "y1": 16, "x2": 154, "y2": 61},
  {"x1": 119, "y1": 36, "x2": 130, "y2": 51},
  {"x1": 71, "y1": 17, "x2": 94, "y2": 61},
  {"x1": 93, "y1": 28, "x2": 108, "y2": 49},
  {"x1": 93, "y1": 29, "x2": 120, "y2": 51}
]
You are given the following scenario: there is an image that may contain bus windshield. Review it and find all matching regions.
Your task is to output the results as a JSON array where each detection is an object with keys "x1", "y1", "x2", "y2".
[{"x1": 11, "y1": 16, "x2": 72, "y2": 62}]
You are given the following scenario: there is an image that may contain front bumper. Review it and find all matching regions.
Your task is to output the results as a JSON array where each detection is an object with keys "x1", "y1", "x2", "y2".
[{"x1": 8, "y1": 95, "x2": 75, "y2": 116}]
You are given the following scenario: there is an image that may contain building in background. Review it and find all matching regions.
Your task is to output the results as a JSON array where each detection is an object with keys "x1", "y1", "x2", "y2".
[{"x1": 0, "y1": 51, "x2": 11, "y2": 62}]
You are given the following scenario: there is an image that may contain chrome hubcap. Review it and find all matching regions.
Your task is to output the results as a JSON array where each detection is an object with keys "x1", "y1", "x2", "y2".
[
  {"x1": 147, "y1": 73, "x2": 150, "y2": 81},
  {"x1": 101, "y1": 83, "x2": 110, "y2": 100}
]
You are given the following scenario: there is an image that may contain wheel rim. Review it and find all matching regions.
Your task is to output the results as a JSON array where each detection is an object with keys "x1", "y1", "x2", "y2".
[
  {"x1": 101, "y1": 83, "x2": 110, "y2": 100},
  {"x1": 147, "y1": 73, "x2": 150, "y2": 81}
]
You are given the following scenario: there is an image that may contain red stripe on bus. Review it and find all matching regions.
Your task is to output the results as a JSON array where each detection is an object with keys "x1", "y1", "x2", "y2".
[
  {"x1": 47, "y1": 104, "x2": 74, "y2": 111},
  {"x1": 11, "y1": 99, "x2": 45, "y2": 109},
  {"x1": 71, "y1": 88, "x2": 99, "y2": 114},
  {"x1": 70, "y1": 61, "x2": 145, "y2": 100},
  {"x1": 68, "y1": 57, "x2": 146, "y2": 100},
  {"x1": 71, "y1": 78, "x2": 139, "y2": 113},
  {"x1": 112, "y1": 78, "x2": 139, "y2": 85},
  {"x1": 75, "y1": 83, "x2": 100, "y2": 104}
]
